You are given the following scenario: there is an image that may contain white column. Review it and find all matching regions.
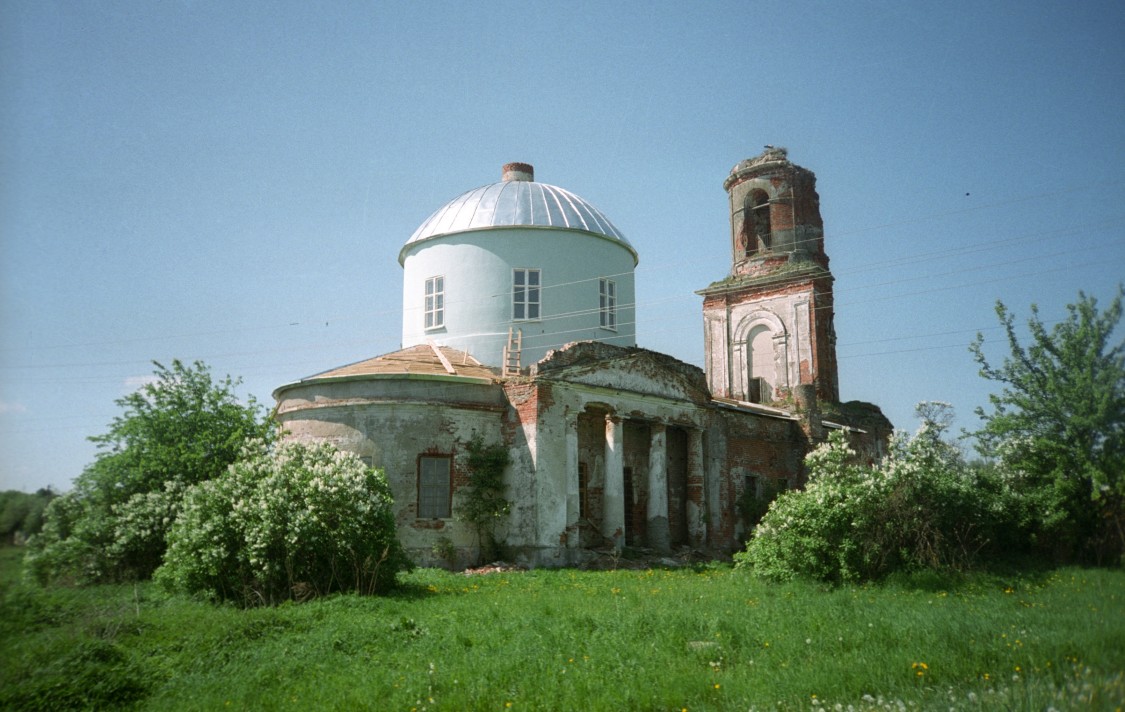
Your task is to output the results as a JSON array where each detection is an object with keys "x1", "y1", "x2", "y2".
[
  {"x1": 686, "y1": 428, "x2": 706, "y2": 547},
  {"x1": 646, "y1": 423, "x2": 670, "y2": 552},
  {"x1": 602, "y1": 414, "x2": 625, "y2": 550},
  {"x1": 565, "y1": 413, "x2": 580, "y2": 549}
]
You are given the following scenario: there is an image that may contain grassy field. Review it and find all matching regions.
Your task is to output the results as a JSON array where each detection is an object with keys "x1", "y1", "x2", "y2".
[{"x1": 1, "y1": 546, "x2": 1123, "y2": 711}]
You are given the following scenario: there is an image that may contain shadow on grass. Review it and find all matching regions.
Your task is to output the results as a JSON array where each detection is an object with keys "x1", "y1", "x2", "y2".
[
  {"x1": 880, "y1": 559, "x2": 1057, "y2": 593},
  {"x1": 385, "y1": 580, "x2": 443, "y2": 601}
]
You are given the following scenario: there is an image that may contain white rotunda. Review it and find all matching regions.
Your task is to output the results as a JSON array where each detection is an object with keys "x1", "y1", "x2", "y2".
[{"x1": 400, "y1": 163, "x2": 638, "y2": 369}]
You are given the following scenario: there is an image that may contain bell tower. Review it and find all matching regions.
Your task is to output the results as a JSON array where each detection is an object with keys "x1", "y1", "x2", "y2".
[{"x1": 698, "y1": 147, "x2": 840, "y2": 405}]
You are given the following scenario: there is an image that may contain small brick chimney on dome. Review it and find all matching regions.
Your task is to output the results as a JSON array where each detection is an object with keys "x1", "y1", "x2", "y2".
[{"x1": 502, "y1": 162, "x2": 534, "y2": 182}]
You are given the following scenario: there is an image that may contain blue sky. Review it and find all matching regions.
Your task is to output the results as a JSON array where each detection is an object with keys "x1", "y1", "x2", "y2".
[{"x1": 2, "y1": 1, "x2": 1122, "y2": 492}]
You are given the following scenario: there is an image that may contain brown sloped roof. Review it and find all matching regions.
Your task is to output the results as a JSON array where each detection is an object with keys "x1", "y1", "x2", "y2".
[{"x1": 302, "y1": 344, "x2": 498, "y2": 382}]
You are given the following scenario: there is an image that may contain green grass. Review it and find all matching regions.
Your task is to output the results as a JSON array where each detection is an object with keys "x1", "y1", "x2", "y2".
[{"x1": 2, "y1": 546, "x2": 1123, "y2": 711}]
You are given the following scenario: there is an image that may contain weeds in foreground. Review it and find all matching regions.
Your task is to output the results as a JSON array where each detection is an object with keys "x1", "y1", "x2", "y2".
[{"x1": 1, "y1": 547, "x2": 1123, "y2": 710}]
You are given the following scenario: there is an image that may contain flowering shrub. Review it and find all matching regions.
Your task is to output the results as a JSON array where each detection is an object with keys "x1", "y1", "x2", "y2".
[
  {"x1": 735, "y1": 430, "x2": 879, "y2": 582},
  {"x1": 156, "y1": 440, "x2": 409, "y2": 605},
  {"x1": 26, "y1": 360, "x2": 274, "y2": 584},
  {"x1": 736, "y1": 405, "x2": 1014, "y2": 582},
  {"x1": 106, "y1": 483, "x2": 186, "y2": 580},
  {"x1": 25, "y1": 493, "x2": 110, "y2": 585}
]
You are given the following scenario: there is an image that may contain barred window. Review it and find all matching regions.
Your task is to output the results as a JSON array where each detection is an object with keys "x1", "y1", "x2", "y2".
[{"x1": 418, "y1": 455, "x2": 451, "y2": 519}]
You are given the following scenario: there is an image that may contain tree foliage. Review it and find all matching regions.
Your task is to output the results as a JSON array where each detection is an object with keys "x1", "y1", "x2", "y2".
[
  {"x1": 156, "y1": 440, "x2": 409, "y2": 605},
  {"x1": 85, "y1": 360, "x2": 274, "y2": 504},
  {"x1": 27, "y1": 360, "x2": 274, "y2": 584},
  {"x1": 970, "y1": 287, "x2": 1125, "y2": 562},
  {"x1": 736, "y1": 405, "x2": 1012, "y2": 583},
  {"x1": 0, "y1": 489, "x2": 56, "y2": 544}
]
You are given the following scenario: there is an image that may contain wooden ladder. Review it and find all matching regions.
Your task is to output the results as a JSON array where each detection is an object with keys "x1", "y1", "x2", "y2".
[{"x1": 502, "y1": 327, "x2": 522, "y2": 377}]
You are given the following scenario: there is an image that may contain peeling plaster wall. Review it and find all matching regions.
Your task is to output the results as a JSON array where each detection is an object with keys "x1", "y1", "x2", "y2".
[
  {"x1": 276, "y1": 377, "x2": 508, "y2": 568},
  {"x1": 706, "y1": 408, "x2": 809, "y2": 548},
  {"x1": 500, "y1": 381, "x2": 546, "y2": 561},
  {"x1": 703, "y1": 285, "x2": 818, "y2": 402}
]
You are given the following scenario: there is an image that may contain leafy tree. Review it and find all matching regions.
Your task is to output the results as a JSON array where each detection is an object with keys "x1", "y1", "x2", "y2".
[
  {"x1": 970, "y1": 287, "x2": 1125, "y2": 563},
  {"x1": 84, "y1": 360, "x2": 273, "y2": 505},
  {"x1": 27, "y1": 360, "x2": 274, "y2": 583},
  {"x1": 156, "y1": 440, "x2": 408, "y2": 605},
  {"x1": 458, "y1": 435, "x2": 511, "y2": 564}
]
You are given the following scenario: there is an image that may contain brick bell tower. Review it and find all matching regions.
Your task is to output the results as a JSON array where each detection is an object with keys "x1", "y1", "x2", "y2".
[{"x1": 697, "y1": 147, "x2": 840, "y2": 405}]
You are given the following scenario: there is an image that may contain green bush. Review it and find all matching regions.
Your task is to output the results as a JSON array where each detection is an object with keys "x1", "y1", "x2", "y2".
[
  {"x1": 156, "y1": 440, "x2": 409, "y2": 605},
  {"x1": 25, "y1": 493, "x2": 112, "y2": 585},
  {"x1": 0, "y1": 489, "x2": 55, "y2": 544},
  {"x1": 736, "y1": 405, "x2": 1013, "y2": 583}
]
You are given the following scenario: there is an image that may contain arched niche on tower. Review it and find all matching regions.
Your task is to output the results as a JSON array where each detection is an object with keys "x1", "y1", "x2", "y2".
[
  {"x1": 731, "y1": 309, "x2": 789, "y2": 403},
  {"x1": 747, "y1": 189, "x2": 771, "y2": 254},
  {"x1": 731, "y1": 179, "x2": 779, "y2": 263}
]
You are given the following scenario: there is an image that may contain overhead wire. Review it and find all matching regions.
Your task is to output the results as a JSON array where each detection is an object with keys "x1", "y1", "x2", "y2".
[
  {"x1": 2, "y1": 243, "x2": 1112, "y2": 377},
  {"x1": 3, "y1": 182, "x2": 1121, "y2": 382}
]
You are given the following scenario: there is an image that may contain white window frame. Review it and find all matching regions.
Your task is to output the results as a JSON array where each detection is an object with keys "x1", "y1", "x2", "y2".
[
  {"x1": 424, "y1": 276, "x2": 444, "y2": 330},
  {"x1": 512, "y1": 268, "x2": 541, "y2": 321},
  {"x1": 599, "y1": 278, "x2": 617, "y2": 331},
  {"x1": 417, "y1": 455, "x2": 451, "y2": 519}
]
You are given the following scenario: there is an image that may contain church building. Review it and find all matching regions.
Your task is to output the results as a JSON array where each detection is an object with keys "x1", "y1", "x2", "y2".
[{"x1": 273, "y1": 148, "x2": 891, "y2": 568}]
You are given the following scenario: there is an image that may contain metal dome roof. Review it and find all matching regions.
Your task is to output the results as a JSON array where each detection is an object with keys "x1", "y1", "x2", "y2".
[{"x1": 400, "y1": 164, "x2": 636, "y2": 264}]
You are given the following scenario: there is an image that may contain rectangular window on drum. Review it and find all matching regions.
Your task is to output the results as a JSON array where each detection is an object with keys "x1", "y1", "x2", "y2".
[
  {"x1": 424, "y1": 276, "x2": 444, "y2": 329},
  {"x1": 599, "y1": 278, "x2": 616, "y2": 330},
  {"x1": 513, "y1": 269, "x2": 540, "y2": 321}
]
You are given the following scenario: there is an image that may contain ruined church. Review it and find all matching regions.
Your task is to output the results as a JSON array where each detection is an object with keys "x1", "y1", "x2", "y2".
[{"x1": 273, "y1": 148, "x2": 891, "y2": 567}]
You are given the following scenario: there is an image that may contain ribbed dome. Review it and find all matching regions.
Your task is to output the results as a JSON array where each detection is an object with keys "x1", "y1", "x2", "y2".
[{"x1": 400, "y1": 168, "x2": 635, "y2": 265}]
